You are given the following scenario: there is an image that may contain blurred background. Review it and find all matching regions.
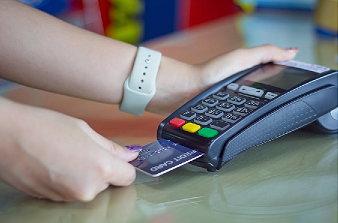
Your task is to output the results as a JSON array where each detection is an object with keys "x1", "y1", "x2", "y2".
[
  {"x1": 16, "y1": 0, "x2": 337, "y2": 43},
  {"x1": 1, "y1": 0, "x2": 337, "y2": 93}
]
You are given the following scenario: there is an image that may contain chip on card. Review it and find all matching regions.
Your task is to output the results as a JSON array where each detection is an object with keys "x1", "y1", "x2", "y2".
[{"x1": 129, "y1": 139, "x2": 204, "y2": 177}]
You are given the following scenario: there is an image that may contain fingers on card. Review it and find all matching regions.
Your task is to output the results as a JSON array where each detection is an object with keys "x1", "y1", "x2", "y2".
[{"x1": 129, "y1": 139, "x2": 204, "y2": 177}]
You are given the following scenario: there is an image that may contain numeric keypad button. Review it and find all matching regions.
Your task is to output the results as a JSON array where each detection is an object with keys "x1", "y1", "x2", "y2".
[
  {"x1": 233, "y1": 107, "x2": 252, "y2": 116},
  {"x1": 205, "y1": 108, "x2": 223, "y2": 119},
  {"x1": 222, "y1": 113, "x2": 242, "y2": 123},
  {"x1": 227, "y1": 96, "x2": 246, "y2": 105},
  {"x1": 244, "y1": 100, "x2": 261, "y2": 109},
  {"x1": 194, "y1": 115, "x2": 213, "y2": 125},
  {"x1": 191, "y1": 104, "x2": 208, "y2": 113},
  {"x1": 180, "y1": 110, "x2": 196, "y2": 120},
  {"x1": 202, "y1": 98, "x2": 219, "y2": 107},
  {"x1": 212, "y1": 92, "x2": 229, "y2": 100},
  {"x1": 216, "y1": 102, "x2": 235, "y2": 112}
]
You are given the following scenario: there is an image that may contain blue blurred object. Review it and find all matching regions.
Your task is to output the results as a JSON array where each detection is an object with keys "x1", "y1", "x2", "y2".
[
  {"x1": 316, "y1": 27, "x2": 338, "y2": 38},
  {"x1": 237, "y1": 0, "x2": 318, "y2": 10},
  {"x1": 141, "y1": 0, "x2": 177, "y2": 41},
  {"x1": 18, "y1": 0, "x2": 68, "y2": 15}
]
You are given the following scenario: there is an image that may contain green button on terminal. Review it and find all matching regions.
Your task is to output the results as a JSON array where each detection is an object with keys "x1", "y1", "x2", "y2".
[{"x1": 198, "y1": 128, "x2": 218, "y2": 138}]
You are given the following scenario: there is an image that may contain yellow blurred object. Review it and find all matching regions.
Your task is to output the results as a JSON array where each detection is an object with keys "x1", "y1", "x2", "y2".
[
  {"x1": 106, "y1": 22, "x2": 142, "y2": 44},
  {"x1": 316, "y1": 39, "x2": 338, "y2": 70},
  {"x1": 315, "y1": 0, "x2": 338, "y2": 32},
  {"x1": 234, "y1": 0, "x2": 257, "y2": 13},
  {"x1": 109, "y1": 0, "x2": 143, "y2": 15},
  {"x1": 106, "y1": 0, "x2": 143, "y2": 44}
]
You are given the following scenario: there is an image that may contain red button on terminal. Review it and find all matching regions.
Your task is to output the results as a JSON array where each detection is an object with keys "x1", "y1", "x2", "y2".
[{"x1": 169, "y1": 118, "x2": 186, "y2": 128}]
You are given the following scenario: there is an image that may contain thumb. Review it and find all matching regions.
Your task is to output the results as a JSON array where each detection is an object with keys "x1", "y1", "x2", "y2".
[
  {"x1": 107, "y1": 142, "x2": 141, "y2": 162},
  {"x1": 79, "y1": 121, "x2": 141, "y2": 162}
]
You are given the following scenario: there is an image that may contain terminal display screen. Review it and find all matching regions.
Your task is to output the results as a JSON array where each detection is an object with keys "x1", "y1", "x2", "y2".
[{"x1": 237, "y1": 64, "x2": 316, "y2": 90}]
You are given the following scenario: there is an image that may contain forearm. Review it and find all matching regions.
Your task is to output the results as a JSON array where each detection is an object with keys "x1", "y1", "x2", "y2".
[
  {"x1": 0, "y1": 0, "x2": 139, "y2": 104},
  {"x1": 0, "y1": 0, "x2": 297, "y2": 113},
  {"x1": 0, "y1": 0, "x2": 196, "y2": 108}
]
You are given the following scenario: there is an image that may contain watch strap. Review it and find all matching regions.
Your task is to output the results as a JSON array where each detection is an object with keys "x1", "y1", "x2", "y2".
[{"x1": 119, "y1": 47, "x2": 162, "y2": 116}]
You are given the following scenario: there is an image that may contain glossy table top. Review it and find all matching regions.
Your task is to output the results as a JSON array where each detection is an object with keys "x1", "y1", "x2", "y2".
[{"x1": 0, "y1": 10, "x2": 337, "y2": 223}]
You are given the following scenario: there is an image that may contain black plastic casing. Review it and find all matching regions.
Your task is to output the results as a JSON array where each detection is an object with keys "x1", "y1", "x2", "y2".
[{"x1": 157, "y1": 63, "x2": 338, "y2": 172}]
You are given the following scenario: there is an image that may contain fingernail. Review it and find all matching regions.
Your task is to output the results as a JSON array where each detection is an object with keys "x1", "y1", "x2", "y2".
[
  {"x1": 125, "y1": 144, "x2": 142, "y2": 152},
  {"x1": 285, "y1": 47, "x2": 299, "y2": 53}
]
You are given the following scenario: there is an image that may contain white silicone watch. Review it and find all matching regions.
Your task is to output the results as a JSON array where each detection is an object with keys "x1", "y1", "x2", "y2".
[{"x1": 119, "y1": 46, "x2": 162, "y2": 116}]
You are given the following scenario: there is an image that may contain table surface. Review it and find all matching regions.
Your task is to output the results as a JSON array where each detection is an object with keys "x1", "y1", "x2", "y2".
[{"x1": 0, "y1": 10, "x2": 337, "y2": 223}]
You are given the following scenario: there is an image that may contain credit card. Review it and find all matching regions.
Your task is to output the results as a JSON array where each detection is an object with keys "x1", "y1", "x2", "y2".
[{"x1": 129, "y1": 139, "x2": 204, "y2": 177}]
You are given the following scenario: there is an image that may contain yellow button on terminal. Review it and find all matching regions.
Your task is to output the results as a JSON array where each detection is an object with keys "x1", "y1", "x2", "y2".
[{"x1": 182, "y1": 123, "x2": 201, "y2": 133}]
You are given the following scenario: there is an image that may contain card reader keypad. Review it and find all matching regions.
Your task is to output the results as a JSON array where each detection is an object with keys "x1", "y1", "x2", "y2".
[{"x1": 171, "y1": 84, "x2": 266, "y2": 138}]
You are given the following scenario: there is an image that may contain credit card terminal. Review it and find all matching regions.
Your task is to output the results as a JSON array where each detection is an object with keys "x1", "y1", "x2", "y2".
[{"x1": 157, "y1": 61, "x2": 338, "y2": 172}]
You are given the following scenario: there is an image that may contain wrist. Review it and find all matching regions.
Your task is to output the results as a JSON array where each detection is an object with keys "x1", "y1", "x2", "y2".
[{"x1": 146, "y1": 56, "x2": 200, "y2": 115}]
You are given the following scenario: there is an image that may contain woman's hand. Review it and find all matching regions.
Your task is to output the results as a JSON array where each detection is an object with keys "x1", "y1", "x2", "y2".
[
  {"x1": 0, "y1": 97, "x2": 139, "y2": 202},
  {"x1": 148, "y1": 44, "x2": 298, "y2": 116},
  {"x1": 197, "y1": 45, "x2": 298, "y2": 87}
]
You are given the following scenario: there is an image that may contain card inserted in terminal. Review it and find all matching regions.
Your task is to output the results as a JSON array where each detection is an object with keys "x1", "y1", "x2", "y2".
[{"x1": 129, "y1": 139, "x2": 204, "y2": 177}]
